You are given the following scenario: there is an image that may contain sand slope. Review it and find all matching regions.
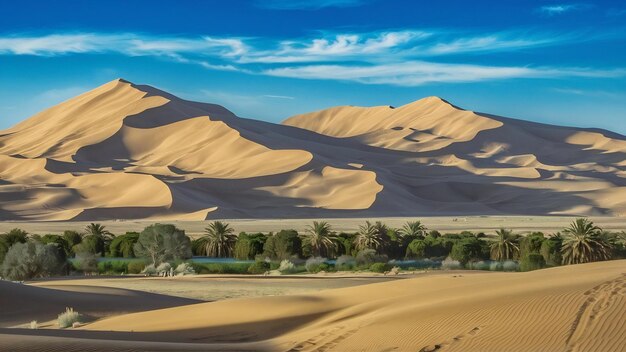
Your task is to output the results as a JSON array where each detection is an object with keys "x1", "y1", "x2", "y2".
[
  {"x1": 0, "y1": 80, "x2": 625, "y2": 220},
  {"x1": 3, "y1": 261, "x2": 622, "y2": 351}
]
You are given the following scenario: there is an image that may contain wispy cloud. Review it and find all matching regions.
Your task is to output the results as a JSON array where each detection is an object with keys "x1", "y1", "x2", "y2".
[
  {"x1": 264, "y1": 62, "x2": 625, "y2": 86},
  {"x1": 552, "y1": 87, "x2": 624, "y2": 99},
  {"x1": 0, "y1": 29, "x2": 622, "y2": 87},
  {"x1": 539, "y1": 3, "x2": 591, "y2": 15},
  {"x1": 263, "y1": 95, "x2": 295, "y2": 100},
  {"x1": 256, "y1": 0, "x2": 370, "y2": 10}
]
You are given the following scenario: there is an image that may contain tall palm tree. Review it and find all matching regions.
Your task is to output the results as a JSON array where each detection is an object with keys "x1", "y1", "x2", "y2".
[
  {"x1": 198, "y1": 221, "x2": 238, "y2": 258},
  {"x1": 85, "y1": 223, "x2": 112, "y2": 240},
  {"x1": 561, "y1": 218, "x2": 611, "y2": 265},
  {"x1": 301, "y1": 221, "x2": 337, "y2": 257},
  {"x1": 490, "y1": 228, "x2": 519, "y2": 261},
  {"x1": 398, "y1": 221, "x2": 427, "y2": 239},
  {"x1": 354, "y1": 221, "x2": 384, "y2": 251}
]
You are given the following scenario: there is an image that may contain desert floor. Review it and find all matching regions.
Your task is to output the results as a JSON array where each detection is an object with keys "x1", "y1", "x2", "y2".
[
  {"x1": 0, "y1": 261, "x2": 624, "y2": 351},
  {"x1": 2, "y1": 216, "x2": 625, "y2": 237}
]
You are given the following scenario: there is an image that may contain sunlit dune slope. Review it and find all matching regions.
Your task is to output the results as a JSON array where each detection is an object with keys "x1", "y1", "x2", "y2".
[
  {"x1": 80, "y1": 260, "x2": 626, "y2": 352},
  {"x1": 0, "y1": 79, "x2": 624, "y2": 220}
]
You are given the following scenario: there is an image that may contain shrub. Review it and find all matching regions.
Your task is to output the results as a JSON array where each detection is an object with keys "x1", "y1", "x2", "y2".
[
  {"x1": 142, "y1": 264, "x2": 157, "y2": 276},
  {"x1": 2, "y1": 241, "x2": 65, "y2": 280},
  {"x1": 277, "y1": 259, "x2": 297, "y2": 274},
  {"x1": 191, "y1": 262, "x2": 251, "y2": 274},
  {"x1": 29, "y1": 320, "x2": 38, "y2": 329},
  {"x1": 468, "y1": 261, "x2": 490, "y2": 271},
  {"x1": 127, "y1": 260, "x2": 146, "y2": 274},
  {"x1": 248, "y1": 261, "x2": 270, "y2": 274},
  {"x1": 502, "y1": 260, "x2": 519, "y2": 272},
  {"x1": 369, "y1": 262, "x2": 390, "y2": 273},
  {"x1": 441, "y1": 256, "x2": 462, "y2": 270},
  {"x1": 97, "y1": 260, "x2": 128, "y2": 274},
  {"x1": 57, "y1": 307, "x2": 80, "y2": 328},
  {"x1": 520, "y1": 254, "x2": 546, "y2": 272},
  {"x1": 156, "y1": 262, "x2": 172, "y2": 276},
  {"x1": 74, "y1": 252, "x2": 99, "y2": 274},
  {"x1": 356, "y1": 249, "x2": 387, "y2": 268},
  {"x1": 175, "y1": 263, "x2": 195, "y2": 276},
  {"x1": 541, "y1": 236, "x2": 562, "y2": 266},
  {"x1": 134, "y1": 224, "x2": 192, "y2": 265},
  {"x1": 335, "y1": 255, "x2": 356, "y2": 270},
  {"x1": 305, "y1": 257, "x2": 327, "y2": 273}
]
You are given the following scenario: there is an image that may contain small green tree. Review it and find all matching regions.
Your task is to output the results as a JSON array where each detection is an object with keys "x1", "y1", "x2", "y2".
[
  {"x1": 541, "y1": 233, "x2": 563, "y2": 266},
  {"x1": 63, "y1": 231, "x2": 83, "y2": 257},
  {"x1": 108, "y1": 232, "x2": 140, "y2": 257},
  {"x1": 72, "y1": 235, "x2": 105, "y2": 256},
  {"x1": 450, "y1": 237, "x2": 488, "y2": 267},
  {"x1": 233, "y1": 232, "x2": 266, "y2": 260},
  {"x1": 133, "y1": 224, "x2": 192, "y2": 265},
  {"x1": 263, "y1": 230, "x2": 302, "y2": 260}
]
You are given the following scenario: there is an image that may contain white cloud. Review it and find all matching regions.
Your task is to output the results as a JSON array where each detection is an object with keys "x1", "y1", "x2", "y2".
[
  {"x1": 539, "y1": 4, "x2": 591, "y2": 15},
  {"x1": 0, "y1": 29, "x2": 622, "y2": 87},
  {"x1": 256, "y1": 0, "x2": 369, "y2": 10},
  {"x1": 263, "y1": 95, "x2": 295, "y2": 100},
  {"x1": 264, "y1": 62, "x2": 626, "y2": 86}
]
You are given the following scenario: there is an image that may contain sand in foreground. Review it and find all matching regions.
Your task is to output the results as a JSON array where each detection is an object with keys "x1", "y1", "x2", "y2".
[{"x1": 1, "y1": 260, "x2": 624, "y2": 351}]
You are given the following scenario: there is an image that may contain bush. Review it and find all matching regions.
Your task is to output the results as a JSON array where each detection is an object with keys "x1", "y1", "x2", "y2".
[
  {"x1": 97, "y1": 260, "x2": 129, "y2": 274},
  {"x1": 127, "y1": 260, "x2": 146, "y2": 274},
  {"x1": 156, "y1": 262, "x2": 172, "y2": 276},
  {"x1": 356, "y1": 249, "x2": 387, "y2": 268},
  {"x1": 520, "y1": 254, "x2": 546, "y2": 272},
  {"x1": 2, "y1": 241, "x2": 65, "y2": 280},
  {"x1": 142, "y1": 264, "x2": 157, "y2": 276},
  {"x1": 502, "y1": 260, "x2": 519, "y2": 272},
  {"x1": 305, "y1": 257, "x2": 327, "y2": 273},
  {"x1": 74, "y1": 252, "x2": 99, "y2": 274},
  {"x1": 335, "y1": 255, "x2": 356, "y2": 270},
  {"x1": 191, "y1": 262, "x2": 251, "y2": 274},
  {"x1": 262, "y1": 230, "x2": 302, "y2": 260},
  {"x1": 277, "y1": 259, "x2": 297, "y2": 274},
  {"x1": 248, "y1": 261, "x2": 270, "y2": 274},
  {"x1": 468, "y1": 261, "x2": 490, "y2": 271},
  {"x1": 175, "y1": 263, "x2": 195, "y2": 276},
  {"x1": 441, "y1": 256, "x2": 462, "y2": 270},
  {"x1": 57, "y1": 307, "x2": 80, "y2": 328},
  {"x1": 29, "y1": 320, "x2": 38, "y2": 329},
  {"x1": 369, "y1": 262, "x2": 390, "y2": 273}
]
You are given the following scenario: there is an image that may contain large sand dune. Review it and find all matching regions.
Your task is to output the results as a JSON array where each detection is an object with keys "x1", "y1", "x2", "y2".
[
  {"x1": 1, "y1": 261, "x2": 624, "y2": 351},
  {"x1": 0, "y1": 79, "x2": 624, "y2": 220}
]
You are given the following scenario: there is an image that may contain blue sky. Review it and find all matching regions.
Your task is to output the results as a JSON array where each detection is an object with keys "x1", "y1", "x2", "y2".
[{"x1": 1, "y1": 0, "x2": 625, "y2": 133}]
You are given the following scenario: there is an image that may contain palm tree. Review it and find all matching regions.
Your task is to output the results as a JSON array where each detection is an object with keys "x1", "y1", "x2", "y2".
[
  {"x1": 84, "y1": 223, "x2": 113, "y2": 240},
  {"x1": 398, "y1": 221, "x2": 427, "y2": 239},
  {"x1": 490, "y1": 229, "x2": 519, "y2": 261},
  {"x1": 301, "y1": 221, "x2": 337, "y2": 257},
  {"x1": 561, "y1": 218, "x2": 611, "y2": 265},
  {"x1": 354, "y1": 221, "x2": 384, "y2": 251},
  {"x1": 198, "y1": 221, "x2": 238, "y2": 258}
]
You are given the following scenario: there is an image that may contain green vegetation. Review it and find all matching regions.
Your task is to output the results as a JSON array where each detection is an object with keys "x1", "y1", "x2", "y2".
[
  {"x1": 0, "y1": 218, "x2": 623, "y2": 279},
  {"x1": 133, "y1": 223, "x2": 192, "y2": 265},
  {"x1": 195, "y1": 221, "x2": 237, "y2": 257}
]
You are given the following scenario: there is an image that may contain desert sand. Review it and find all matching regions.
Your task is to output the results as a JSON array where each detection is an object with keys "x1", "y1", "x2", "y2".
[
  {"x1": 0, "y1": 260, "x2": 623, "y2": 351},
  {"x1": 1, "y1": 216, "x2": 626, "y2": 237},
  {"x1": 0, "y1": 79, "x2": 624, "y2": 221}
]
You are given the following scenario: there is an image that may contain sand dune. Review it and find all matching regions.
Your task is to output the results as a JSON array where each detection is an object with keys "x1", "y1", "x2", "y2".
[
  {"x1": 2, "y1": 261, "x2": 623, "y2": 351},
  {"x1": 0, "y1": 79, "x2": 624, "y2": 220}
]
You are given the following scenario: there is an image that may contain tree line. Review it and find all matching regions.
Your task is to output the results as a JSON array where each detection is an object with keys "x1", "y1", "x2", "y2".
[{"x1": 1, "y1": 218, "x2": 624, "y2": 280}]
